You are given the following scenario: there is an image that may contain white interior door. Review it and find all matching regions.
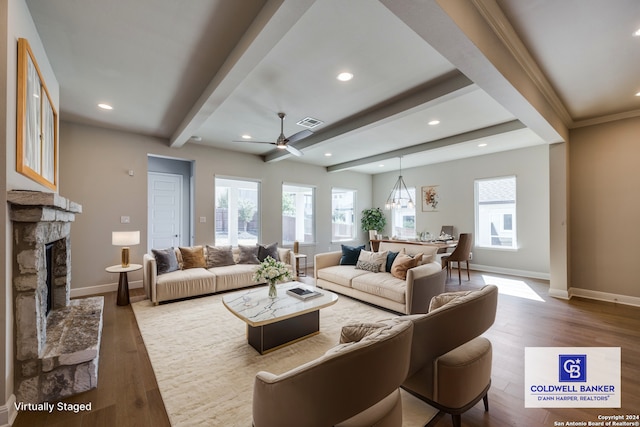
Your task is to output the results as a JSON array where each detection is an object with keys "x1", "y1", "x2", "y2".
[{"x1": 148, "y1": 172, "x2": 183, "y2": 250}]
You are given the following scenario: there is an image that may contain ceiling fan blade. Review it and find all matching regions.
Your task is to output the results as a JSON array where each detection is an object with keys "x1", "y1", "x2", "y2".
[
  {"x1": 285, "y1": 144, "x2": 303, "y2": 157},
  {"x1": 286, "y1": 129, "x2": 313, "y2": 144},
  {"x1": 232, "y1": 140, "x2": 275, "y2": 145}
]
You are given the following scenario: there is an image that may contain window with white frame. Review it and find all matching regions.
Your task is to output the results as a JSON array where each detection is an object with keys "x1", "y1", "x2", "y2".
[
  {"x1": 282, "y1": 184, "x2": 315, "y2": 245},
  {"x1": 331, "y1": 188, "x2": 356, "y2": 242},
  {"x1": 475, "y1": 176, "x2": 517, "y2": 249},
  {"x1": 215, "y1": 177, "x2": 260, "y2": 246},
  {"x1": 390, "y1": 187, "x2": 416, "y2": 239}
]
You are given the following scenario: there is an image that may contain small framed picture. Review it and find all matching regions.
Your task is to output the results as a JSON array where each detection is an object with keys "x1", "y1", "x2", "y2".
[{"x1": 421, "y1": 185, "x2": 439, "y2": 212}]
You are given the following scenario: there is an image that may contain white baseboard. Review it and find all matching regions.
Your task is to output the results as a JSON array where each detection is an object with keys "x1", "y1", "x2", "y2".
[
  {"x1": 569, "y1": 287, "x2": 640, "y2": 308},
  {"x1": 71, "y1": 280, "x2": 143, "y2": 298},
  {"x1": 548, "y1": 288, "x2": 570, "y2": 300},
  {"x1": 469, "y1": 263, "x2": 550, "y2": 281},
  {"x1": 0, "y1": 394, "x2": 17, "y2": 427}
]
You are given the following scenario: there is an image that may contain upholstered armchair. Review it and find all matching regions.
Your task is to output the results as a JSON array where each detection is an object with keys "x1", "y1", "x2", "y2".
[
  {"x1": 252, "y1": 320, "x2": 414, "y2": 427},
  {"x1": 402, "y1": 285, "x2": 498, "y2": 427}
]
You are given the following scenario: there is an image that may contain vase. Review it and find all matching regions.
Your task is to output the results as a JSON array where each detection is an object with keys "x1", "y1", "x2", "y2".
[{"x1": 268, "y1": 281, "x2": 277, "y2": 298}]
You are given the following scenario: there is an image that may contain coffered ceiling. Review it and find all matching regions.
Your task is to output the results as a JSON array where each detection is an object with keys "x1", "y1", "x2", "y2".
[{"x1": 26, "y1": 0, "x2": 640, "y2": 174}]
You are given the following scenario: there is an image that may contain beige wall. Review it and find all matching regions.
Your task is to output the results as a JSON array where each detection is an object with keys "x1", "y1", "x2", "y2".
[
  {"x1": 570, "y1": 117, "x2": 640, "y2": 300},
  {"x1": 2, "y1": 0, "x2": 61, "y2": 420},
  {"x1": 373, "y1": 144, "x2": 551, "y2": 278},
  {"x1": 59, "y1": 121, "x2": 373, "y2": 293}
]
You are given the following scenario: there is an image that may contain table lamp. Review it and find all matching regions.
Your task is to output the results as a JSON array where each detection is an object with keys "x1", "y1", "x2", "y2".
[{"x1": 112, "y1": 231, "x2": 140, "y2": 267}]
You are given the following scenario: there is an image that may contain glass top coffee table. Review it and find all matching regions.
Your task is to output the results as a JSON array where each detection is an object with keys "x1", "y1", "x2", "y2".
[{"x1": 222, "y1": 281, "x2": 338, "y2": 354}]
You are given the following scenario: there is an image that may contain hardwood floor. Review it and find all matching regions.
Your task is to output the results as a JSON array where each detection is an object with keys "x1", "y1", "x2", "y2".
[
  {"x1": 13, "y1": 268, "x2": 640, "y2": 426},
  {"x1": 13, "y1": 290, "x2": 171, "y2": 427}
]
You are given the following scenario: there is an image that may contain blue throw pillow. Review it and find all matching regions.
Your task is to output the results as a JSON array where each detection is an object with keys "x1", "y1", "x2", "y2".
[
  {"x1": 339, "y1": 244, "x2": 365, "y2": 265},
  {"x1": 386, "y1": 251, "x2": 399, "y2": 272}
]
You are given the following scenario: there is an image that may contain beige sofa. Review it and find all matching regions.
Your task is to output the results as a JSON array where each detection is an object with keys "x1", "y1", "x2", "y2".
[
  {"x1": 336, "y1": 285, "x2": 498, "y2": 427},
  {"x1": 253, "y1": 319, "x2": 414, "y2": 427},
  {"x1": 314, "y1": 241, "x2": 446, "y2": 314},
  {"x1": 402, "y1": 285, "x2": 498, "y2": 426},
  {"x1": 143, "y1": 246, "x2": 295, "y2": 304}
]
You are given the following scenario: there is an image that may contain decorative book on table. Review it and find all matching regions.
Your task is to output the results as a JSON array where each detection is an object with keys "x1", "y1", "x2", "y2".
[{"x1": 286, "y1": 287, "x2": 322, "y2": 300}]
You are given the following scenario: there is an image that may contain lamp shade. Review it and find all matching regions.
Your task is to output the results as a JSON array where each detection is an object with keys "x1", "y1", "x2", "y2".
[{"x1": 112, "y1": 231, "x2": 140, "y2": 246}]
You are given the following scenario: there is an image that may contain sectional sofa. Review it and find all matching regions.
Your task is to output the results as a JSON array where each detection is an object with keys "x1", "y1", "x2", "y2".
[
  {"x1": 314, "y1": 241, "x2": 446, "y2": 314},
  {"x1": 143, "y1": 244, "x2": 295, "y2": 305}
]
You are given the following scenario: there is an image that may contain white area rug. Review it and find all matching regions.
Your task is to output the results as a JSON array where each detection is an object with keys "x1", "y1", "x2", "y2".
[{"x1": 132, "y1": 292, "x2": 438, "y2": 426}]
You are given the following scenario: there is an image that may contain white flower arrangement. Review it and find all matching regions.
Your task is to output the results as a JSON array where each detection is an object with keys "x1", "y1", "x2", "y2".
[{"x1": 253, "y1": 256, "x2": 292, "y2": 284}]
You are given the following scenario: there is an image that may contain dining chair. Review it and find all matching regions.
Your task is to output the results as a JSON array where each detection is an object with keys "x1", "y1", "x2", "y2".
[
  {"x1": 441, "y1": 233, "x2": 472, "y2": 284},
  {"x1": 440, "y1": 225, "x2": 454, "y2": 237}
]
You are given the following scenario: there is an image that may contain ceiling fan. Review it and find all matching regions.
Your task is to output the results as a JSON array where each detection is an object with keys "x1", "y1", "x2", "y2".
[{"x1": 234, "y1": 112, "x2": 312, "y2": 157}]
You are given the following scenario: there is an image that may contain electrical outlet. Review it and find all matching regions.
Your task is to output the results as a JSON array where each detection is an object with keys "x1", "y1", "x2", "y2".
[{"x1": 120, "y1": 216, "x2": 130, "y2": 224}]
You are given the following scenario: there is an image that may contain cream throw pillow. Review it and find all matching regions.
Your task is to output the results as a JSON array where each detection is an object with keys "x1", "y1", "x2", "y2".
[{"x1": 357, "y1": 250, "x2": 388, "y2": 272}]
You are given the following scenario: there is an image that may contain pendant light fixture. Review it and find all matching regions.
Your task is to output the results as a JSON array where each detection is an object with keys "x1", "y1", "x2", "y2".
[{"x1": 385, "y1": 156, "x2": 414, "y2": 210}]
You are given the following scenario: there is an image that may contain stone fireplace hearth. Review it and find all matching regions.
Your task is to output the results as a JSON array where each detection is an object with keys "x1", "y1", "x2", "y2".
[{"x1": 8, "y1": 191, "x2": 104, "y2": 403}]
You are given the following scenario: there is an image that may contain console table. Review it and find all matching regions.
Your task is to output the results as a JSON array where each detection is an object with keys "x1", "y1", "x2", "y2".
[{"x1": 370, "y1": 239, "x2": 457, "y2": 253}]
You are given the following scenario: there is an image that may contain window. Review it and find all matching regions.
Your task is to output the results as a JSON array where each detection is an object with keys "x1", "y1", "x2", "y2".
[
  {"x1": 282, "y1": 184, "x2": 315, "y2": 245},
  {"x1": 331, "y1": 188, "x2": 356, "y2": 242},
  {"x1": 390, "y1": 187, "x2": 416, "y2": 239},
  {"x1": 215, "y1": 177, "x2": 260, "y2": 246},
  {"x1": 475, "y1": 176, "x2": 517, "y2": 249}
]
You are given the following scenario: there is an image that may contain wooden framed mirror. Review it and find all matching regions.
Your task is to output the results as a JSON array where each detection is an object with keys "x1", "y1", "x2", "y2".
[{"x1": 16, "y1": 38, "x2": 58, "y2": 190}]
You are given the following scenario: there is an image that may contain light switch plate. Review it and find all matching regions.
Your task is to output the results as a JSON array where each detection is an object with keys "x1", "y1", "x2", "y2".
[{"x1": 120, "y1": 216, "x2": 130, "y2": 224}]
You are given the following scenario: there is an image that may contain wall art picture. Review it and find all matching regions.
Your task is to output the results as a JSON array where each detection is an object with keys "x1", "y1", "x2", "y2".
[
  {"x1": 16, "y1": 38, "x2": 58, "y2": 190},
  {"x1": 421, "y1": 185, "x2": 439, "y2": 212}
]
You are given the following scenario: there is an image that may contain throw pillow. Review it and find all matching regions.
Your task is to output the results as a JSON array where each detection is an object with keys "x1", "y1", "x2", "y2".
[
  {"x1": 257, "y1": 242, "x2": 280, "y2": 262},
  {"x1": 340, "y1": 322, "x2": 387, "y2": 343},
  {"x1": 386, "y1": 251, "x2": 399, "y2": 272},
  {"x1": 390, "y1": 253, "x2": 419, "y2": 280},
  {"x1": 428, "y1": 291, "x2": 473, "y2": 312},
  {"x1": 151, "y1": 248, "x2": 179, "y2": 275},
  {"x1": 339, "y1": 244, "x2": 365, "y2": 266},
  {"x1": 179, "y1": 246, "x2": 206, "y2": 269},
  {"x1": 410, "y1": 252, "x2": 423, "y2": 265},
  {"x1": 355, "y1": 260, "x2": 382, "y2": 273},
  {"x1": 205, "y1": 245, "x2": 235, "y2": 268},
  {"x1": 237, "y1": 245, "x2": 259, "y2": 264},
  {"x1": 357, "y1": 250, "x2": 388, "y2": 272}
]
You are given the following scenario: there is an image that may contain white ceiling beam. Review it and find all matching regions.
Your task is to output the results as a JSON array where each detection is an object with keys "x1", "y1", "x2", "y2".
[
  {"x1": 169, "y1": 0, "x2": 315, "y2": 148},
  {"x1": 326, "y1": 120, "x2": 525, "y2": 172},
  {"x1": 380, "y1": 0, "x2": 568, "y2": 144}
]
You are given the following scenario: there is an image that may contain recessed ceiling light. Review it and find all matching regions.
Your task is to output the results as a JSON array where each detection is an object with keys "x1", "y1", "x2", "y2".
[
  {"x1": 379, "y1": 164, "x2": 385, "y2": 167},
  {"x1": 324, "y1": 153, "x2": 332, "y2": 157},
  {"x1": 478, "y1": 143, "x2": 488, "y2": 147},
  {"x1": 241, "y1": 134, "x2": 252, "y2": 139},
  {"x1": 428, "y1": 120, "x2": 440, "y2": 126},
  {"x1": 337, "y1": 72, "x2": 354, "y2": 82},
  {"x1": 635, "y1": 91, "x2": 640, "y2": 97},
  {"x1": 98, "y1": 103, "x2": 113, "y2": 110},
  {"x1": 633, "y1": 28, "x2": 640, "y2": 37}
]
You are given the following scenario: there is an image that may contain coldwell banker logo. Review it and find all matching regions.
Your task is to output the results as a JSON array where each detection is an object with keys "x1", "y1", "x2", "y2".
[
  {"x1": 559, "y1": 354, "x2": 586, "y2": 382},
  {"x1": 524, "y1": 347, "x2": 620, "y2": 408}
]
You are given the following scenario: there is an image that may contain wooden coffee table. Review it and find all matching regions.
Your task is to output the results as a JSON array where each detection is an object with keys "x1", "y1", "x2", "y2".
[{"x1": 222, "y1": 281, "x2": 338, "y2": 354}]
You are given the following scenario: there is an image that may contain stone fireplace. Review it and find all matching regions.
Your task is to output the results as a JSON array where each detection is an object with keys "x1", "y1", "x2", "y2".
[{"x1": 8, "y1": 190, "x2": 104, "y2": 403}]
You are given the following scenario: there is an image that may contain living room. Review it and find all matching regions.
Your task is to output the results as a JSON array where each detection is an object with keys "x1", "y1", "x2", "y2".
[{"x1": 3, "y1": 0, "x2": 640, "y2": 426}]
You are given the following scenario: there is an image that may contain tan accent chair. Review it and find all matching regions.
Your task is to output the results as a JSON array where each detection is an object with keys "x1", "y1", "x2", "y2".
[
  {"x1": 252, "y1": 320, "x2": 414, "y2": 427},
  {"x1": 402, "y1": 285, "x2": 498, "y2": 427},
  {"x1": 441, "y1": 233, "x2": 473, "y2": 284}
]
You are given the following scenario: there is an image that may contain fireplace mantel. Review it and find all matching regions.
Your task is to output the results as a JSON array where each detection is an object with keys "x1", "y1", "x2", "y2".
[
  {"x1": 7, "y1": 190, "x2": 82, "y2": 223},
  {"x1": 8, "y1": 190, "x2": 102, "y2": 404}
]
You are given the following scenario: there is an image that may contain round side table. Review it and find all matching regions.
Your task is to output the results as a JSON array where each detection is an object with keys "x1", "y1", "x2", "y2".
[{"x1": 106, "y1": 264, "x2": 142, "y2": 306}]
